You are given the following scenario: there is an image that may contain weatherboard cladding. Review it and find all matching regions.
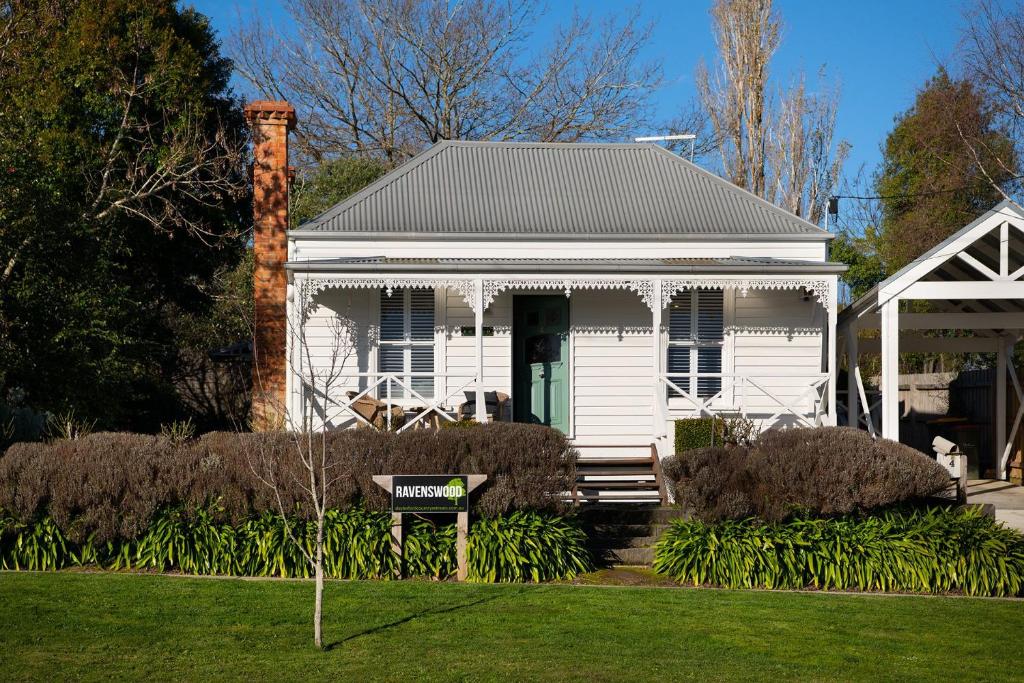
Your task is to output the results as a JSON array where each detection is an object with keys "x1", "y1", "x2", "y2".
[{"x1": 300, "y1": 141, "x2": 828, "y2": 237}]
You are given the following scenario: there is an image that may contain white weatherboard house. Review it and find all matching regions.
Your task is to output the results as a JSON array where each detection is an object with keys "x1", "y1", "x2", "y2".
[{"x1": 246, "y1": 103, "x2": 845, "y2": 502}]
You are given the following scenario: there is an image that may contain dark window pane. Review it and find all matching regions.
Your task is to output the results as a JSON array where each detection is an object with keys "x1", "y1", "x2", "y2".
[
  {"x1": 697, "y1": 347, "x2": 722, "y2": 398},
  {"x1": 666, "y1": 346, "x2": 690, "y2": 398},
  {"x1": 526, "y1": 334, "x2": 561, "y2": 363}
]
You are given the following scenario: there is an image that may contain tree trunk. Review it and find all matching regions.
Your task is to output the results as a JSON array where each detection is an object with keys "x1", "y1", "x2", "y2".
[{"x1": 314, "y1": 518, "x2": 324, "y2": 650}]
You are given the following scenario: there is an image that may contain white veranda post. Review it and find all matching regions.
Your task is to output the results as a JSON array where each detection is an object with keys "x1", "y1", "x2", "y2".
[
  {"x1": 846, "y1": 322, "x2": 859, "y2": 429},
  {"x1": 651, "y1": 279, "x2": 665, "y2": 441},
  {"x1": 826, "y1": 279, "x2": 838, "y2": 426},
  {"x1": 474, "y1": 278, "x2": 486, "y2": 423},
  {"x1": 880, "y1": 299, "x2": 900, "y2": 440}
]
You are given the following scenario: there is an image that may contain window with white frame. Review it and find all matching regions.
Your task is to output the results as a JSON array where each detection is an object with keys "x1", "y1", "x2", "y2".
[
  {"x1": 378, "y1": 287, "x2": 435, "y2": 399},
  {"x1": 667, "y1": 288, "x2": 724, "y2": 400}
]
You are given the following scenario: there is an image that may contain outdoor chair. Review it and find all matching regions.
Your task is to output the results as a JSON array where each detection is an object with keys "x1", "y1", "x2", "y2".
[
  {"x1": 345, "y1": 391, "x2": 406, "y2": 430},
  {"x1": 457, "y1": 391, "x2": 510, "y2": 422}
]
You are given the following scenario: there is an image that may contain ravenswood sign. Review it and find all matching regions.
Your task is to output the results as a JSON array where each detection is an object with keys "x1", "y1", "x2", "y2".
[{"x1": 372, "y1": 474, "x2": 487, "y2": 581}]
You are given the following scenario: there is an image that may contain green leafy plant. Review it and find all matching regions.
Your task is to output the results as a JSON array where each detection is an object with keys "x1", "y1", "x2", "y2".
[
  {"x1": 0, "y1": 507, "x2": 589, "y2": 583},
  {"x1": 653, "y1": 507, "x2": 1024, "y2": 597},
  {"x1": 159, "y1": 418, "x2": 196, "y2": 445},
  {"x1": 44, "y1": 409, "x2": 96, "y2": 441}
]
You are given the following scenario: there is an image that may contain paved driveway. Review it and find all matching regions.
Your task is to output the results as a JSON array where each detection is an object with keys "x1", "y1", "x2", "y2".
[{"x1": 966, "y1": 479, "x2": 1024, "y2": 532}]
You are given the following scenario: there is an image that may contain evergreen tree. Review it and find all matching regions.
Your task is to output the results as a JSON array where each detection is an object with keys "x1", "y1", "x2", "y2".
[
  {"x1": 876, "y1": 69, "x2": 1016, "y2": 271},
  {"x1": 0, "y1": 0, "x2": 249, "y2": 430}
]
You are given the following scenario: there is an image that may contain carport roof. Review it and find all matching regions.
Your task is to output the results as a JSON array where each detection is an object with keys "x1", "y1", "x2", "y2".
[{"x1": 839, "y1": 200, "x2": 1024, "y2": 327}]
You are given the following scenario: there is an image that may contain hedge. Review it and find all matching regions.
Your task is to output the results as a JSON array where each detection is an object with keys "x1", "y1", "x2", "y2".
[
  {"x1": 0, "y1": 423, "x2": 576, "y2": 543},
  {"x1": 662, "y1": 426, "x2": 951, "y2": 521},
  {"x1": 0, "y1": 507, "x2": 592, "y2": 583},
  {"x1": 653, "y1": 506, "x2": 1024, "y2": 597}
]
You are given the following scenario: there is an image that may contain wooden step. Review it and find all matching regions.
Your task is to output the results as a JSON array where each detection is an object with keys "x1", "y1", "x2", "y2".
[
  {"x1": 576, "y1": 481, "x2": 661, "y2": 489},
  {"x1": 575, "y1": 457, "x2": 655, "y2": 466}
]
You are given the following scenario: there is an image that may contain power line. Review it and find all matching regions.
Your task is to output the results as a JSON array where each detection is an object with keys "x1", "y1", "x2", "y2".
[{"x1": 833, "y1": 175, "x2": 1023, "y2": 203}]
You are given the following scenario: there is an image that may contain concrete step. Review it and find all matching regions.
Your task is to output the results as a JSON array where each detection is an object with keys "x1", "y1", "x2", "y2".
[
  {"x1": 589, "y1": 535, "x2": 660, "y2": 549},
  {"x1": 577, "y1": 506, "x2": 688, "y2": 525},
  {"x1": 593, "y1": 546, "x2": 655, "y2": 566},
  {"x1": 580, "y1": 523, "x2": 672, "y2": 538}
]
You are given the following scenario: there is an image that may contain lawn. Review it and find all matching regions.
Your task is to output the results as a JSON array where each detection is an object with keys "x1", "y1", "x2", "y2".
[{"x1": 0, "y1": 572, "x2": 1020, "y2": 682}]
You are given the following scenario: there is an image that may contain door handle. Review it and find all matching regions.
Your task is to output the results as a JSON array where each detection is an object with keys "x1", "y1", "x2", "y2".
[{"x1": 539, "y1": 371, "x2": 546, "y2": 378}]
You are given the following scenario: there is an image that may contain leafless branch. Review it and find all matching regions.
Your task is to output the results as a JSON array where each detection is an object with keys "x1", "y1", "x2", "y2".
[{"x1": 230, "y1": 0, "x2": 660, "y2": 166}]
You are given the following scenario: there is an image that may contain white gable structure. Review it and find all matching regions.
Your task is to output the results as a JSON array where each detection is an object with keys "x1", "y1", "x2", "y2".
[
  {"x1": 839, "y1": 201, "x2": 1024, "y2": 480},
  {"x1": 243, "y1": 101, "x2": 846, "y2": 502}
]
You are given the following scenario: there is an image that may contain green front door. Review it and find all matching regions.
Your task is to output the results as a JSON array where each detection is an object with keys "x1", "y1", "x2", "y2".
[{"x1": 513, "y1": 296, "x2": 569, "y2": 433}]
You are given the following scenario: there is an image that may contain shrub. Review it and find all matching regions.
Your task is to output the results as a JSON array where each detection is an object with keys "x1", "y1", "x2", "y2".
[
  {"x1": 0, "y1": 507, "x2": 591, "y2": 582},
  {"x1": 674, "y1": 418, "x2": 716, "y2": 452},
  {"x1": 653, "y1": 507, "x2": 1024, "y2": 597},
  {"x1": 0, "y1": 423, "x2": 575, "y2": 540},
  {"x1": 662, "y1": 426, "x2": 951, "y2": 522},
  {"x1": 674, "y1": 417, "x2": 755, "y2": 453}
]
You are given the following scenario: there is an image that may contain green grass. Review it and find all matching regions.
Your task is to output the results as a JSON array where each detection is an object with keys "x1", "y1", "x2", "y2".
[{"x1": 0, "y1": 572, "x2": 1021, "y2": 682}]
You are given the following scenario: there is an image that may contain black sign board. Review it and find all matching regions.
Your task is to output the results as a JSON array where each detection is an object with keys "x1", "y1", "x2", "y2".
[{"x1": 392, "y1": 474, "x2": 469, "y2": 513}]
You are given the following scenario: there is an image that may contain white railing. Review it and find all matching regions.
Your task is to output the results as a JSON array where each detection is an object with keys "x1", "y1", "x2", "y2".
[
  {"x1": 837, "y1": 388, "x2": 882, "y2": 436},
  {"x1": 312, "y1": 372, "x2": 480, "y2": 433},
  {"x1": 658, "y1": 372, "x2": 830, "y2": 429}
]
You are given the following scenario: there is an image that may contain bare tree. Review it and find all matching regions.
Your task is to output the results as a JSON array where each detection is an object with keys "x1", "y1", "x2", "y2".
[
  {"x1": 693, "y1": 0, "x2": 847, "y2": 224},
  {"x1": 768, "y1": 72, "x2": 850, "y2": 223},
  {"x1": 230, "y1": 0, "x2": 661, "y2": 166},
  {"x1": 696, "y1": 0, "x2": 780, "y2": 195},
  {"x1": 960, "y1": 0, "x2": 1024, "y2": 200},
  {"x1": 248, "y1": 289, "x2": 359, "y2": 649}
]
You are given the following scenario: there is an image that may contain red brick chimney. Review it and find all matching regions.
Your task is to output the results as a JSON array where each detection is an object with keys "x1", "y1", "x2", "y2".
[{"x1": 244, "y1": 100, "x2": 296, "y2": 427}]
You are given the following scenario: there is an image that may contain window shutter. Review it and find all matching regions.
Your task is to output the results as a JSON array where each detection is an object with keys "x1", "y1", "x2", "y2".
[
  {"x1": 668, "y1": 291, "x2": 692, "y2": 341},
  {"x1": 378, "y1": 287, "x2": 435, "y2": 400},
  {"x1": 379, "y1": 289, "x2": 405, "y2": 342},
  {"x1": 408, "y1": 288, "x2": 434, "y2": 341},
  {"x1": 696, "y1": 289, "x2": 724, "y2": 341}
]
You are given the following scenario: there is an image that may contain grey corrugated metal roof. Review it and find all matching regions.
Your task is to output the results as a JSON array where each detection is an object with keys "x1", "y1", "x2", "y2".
[
  {"x1": 297, "y1": 141, "x2": 830, "y2": 237},
  {"x1": 286, "y1": 256, "x2": 847, "y2": 274}
]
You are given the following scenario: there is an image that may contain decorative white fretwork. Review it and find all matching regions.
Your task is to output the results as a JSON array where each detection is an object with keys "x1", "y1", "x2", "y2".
[
  {"x1": 300, "y1": 277, "x2": 477, "y2": 312},
  {"x1": 482, "y1": 279, "x2": 656, "y2": 311},
  {"x1": 661, "y1": 277, "x2": 832, "y2": 308}
]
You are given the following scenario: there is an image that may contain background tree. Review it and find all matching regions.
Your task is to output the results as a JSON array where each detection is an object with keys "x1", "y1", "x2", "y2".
[
  {"x1": 230, "y1": 0, "x2": 661, "y2": 167},
  {"x1": 0, "y1": 0, "x2": 249, "y2": 430},
  {"x1": 693, "y1": 0, "x2": 848, "y2": 224},
  {"x1": 960, "y1": 0, "x2": 1024, "y2": 197},
  {"x1": 875, "y1": 68, "x2": 1016, "y2": 271},
  {"x1": 291, "y1": 158, "x2": 389, "y2": 227}
]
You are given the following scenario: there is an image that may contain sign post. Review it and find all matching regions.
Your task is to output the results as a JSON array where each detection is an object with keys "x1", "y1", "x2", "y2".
[{"x1": 372, "y1": 474, "x2": 487, "y2": 581}]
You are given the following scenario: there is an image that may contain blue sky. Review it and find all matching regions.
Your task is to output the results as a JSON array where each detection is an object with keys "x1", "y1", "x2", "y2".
[{"x1": 189, "y1": 0, "x2": 979, "y2": 180}]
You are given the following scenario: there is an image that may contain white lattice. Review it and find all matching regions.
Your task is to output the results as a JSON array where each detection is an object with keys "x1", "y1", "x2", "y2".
[
  {"x1": 300, "y1": 277, "x2": 477, "y2": 311},
  {"x1": 661, "y1": 277, "x2": 832, "y2": 308},
  {"x1": 482, "y1": 279, "x2": 656, "y2": 311}
]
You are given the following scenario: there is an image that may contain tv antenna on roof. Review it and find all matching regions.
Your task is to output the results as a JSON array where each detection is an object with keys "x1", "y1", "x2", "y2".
[{"x1": 634, "y1": 133, "x2": 697, "y2": 162}]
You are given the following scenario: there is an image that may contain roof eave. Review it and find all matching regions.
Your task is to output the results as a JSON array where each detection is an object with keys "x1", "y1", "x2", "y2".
[
  {"x1": 288, "y1": 228, "x2": 835, "y2": 242},
  {"x1": 285, "y1": 260, "x2": 847, "y2": 275}
]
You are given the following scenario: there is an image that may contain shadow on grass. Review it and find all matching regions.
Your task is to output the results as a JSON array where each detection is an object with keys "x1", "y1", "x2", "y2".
[{"x1": 326, "y1": 586, "x2": 539, "y2": 650}]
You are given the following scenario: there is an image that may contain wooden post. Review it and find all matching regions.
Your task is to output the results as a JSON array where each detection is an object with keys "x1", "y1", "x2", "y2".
[
  {"x1": 456, "y1": 511, "x2": 470, "y2": 581},
  {"x1": 880, "y1": 298, "x2": 900, "y2": 440},
  {"x1": 390, "y1": 512, "x2": 403, "y2": 579}
]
